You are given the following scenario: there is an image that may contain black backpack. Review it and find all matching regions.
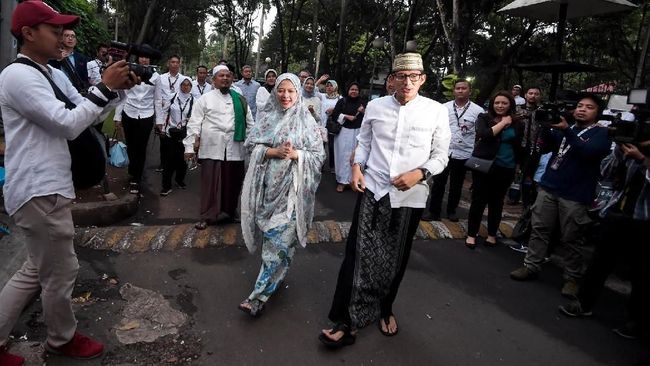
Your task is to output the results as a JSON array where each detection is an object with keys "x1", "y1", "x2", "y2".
[{"x1": 13, "y1": 58, "x2": 106, "y2": 190}]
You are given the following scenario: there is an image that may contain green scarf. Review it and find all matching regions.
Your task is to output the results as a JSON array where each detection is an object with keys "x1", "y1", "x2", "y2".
[{"x1": 230, "y1": 89, "x2": 246, "y2": 142}]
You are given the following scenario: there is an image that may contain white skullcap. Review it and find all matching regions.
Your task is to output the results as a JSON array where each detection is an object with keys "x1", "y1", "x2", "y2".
[{"x1": 213, "y1": 65, "x2": 229, "y2": 75}]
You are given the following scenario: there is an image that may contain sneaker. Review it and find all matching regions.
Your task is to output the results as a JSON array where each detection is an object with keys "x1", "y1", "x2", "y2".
[
  {"x1": 0, "y1": 346, "x2": 25, "y2": 366},
  {"x1": 155, "y1": 167, "x2": 164, "y2": 173},
  {"x1": 558, "y1": 300, "x2": 592, "y2": 317},
  {"x1": 510, "y1": 266, "x2": 538, "y2": 281},
  {"x1": 613, "y1": 322, "x2": 644, "y2": 340},
  {"x1": 129, "y1": 183, "x2": 139, "y2": 195},
  {"x1": 509, "y1": 243, "x2": 528, "y2": 253},
  {"x1": 176, "y1": 182, "x2": 187, "y2": 190},
  {"x1": 45, "y1": 332, "x2": 104, "y2": 359},
  {"x1": 447, "y1": 212, "x2": 459, "y2": 222},
  {"x1": 160, "y1": 188, "x2": 172, "y2": 197},
  {"x1": 561, "y1": 279, "x2": 579, "y2": 298}
]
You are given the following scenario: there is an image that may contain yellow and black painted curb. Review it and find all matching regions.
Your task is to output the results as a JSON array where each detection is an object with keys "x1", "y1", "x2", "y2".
[{"x1": 74, "y1": 219, "x2": 518, "y2": 253}]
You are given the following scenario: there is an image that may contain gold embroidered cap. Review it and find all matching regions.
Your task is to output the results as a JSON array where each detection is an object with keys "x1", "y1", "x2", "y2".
[{"x1": 392, "y1": 52, "x2": 424, "y2": 72}]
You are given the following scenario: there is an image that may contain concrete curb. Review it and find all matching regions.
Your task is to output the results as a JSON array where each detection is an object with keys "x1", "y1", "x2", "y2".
[
  {"x1": 71, "y1": 193, "x2": 139, "y2": 227},
  {"x1": 73, "y1": 219, "x2": 519, "y2": 253}
]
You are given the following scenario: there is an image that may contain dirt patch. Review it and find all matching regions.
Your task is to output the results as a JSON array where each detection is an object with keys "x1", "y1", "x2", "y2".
[{"x1": 74, "y1": 165, "x2": 131, "y2": 204}]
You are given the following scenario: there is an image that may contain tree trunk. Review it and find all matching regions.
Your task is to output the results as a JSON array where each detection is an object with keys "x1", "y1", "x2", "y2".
[
  {"x1": 634, "y1": 2, "x2": 650, "y2": 87},
  {"x1": 335, "y1": 0, "x2": 348, "y2": 81},
  {"x1": 274, "y1": 0, "x2": 286, "y2": 73},
  {"x1": 403, "y1": 0, "x2": 417, "y2": 50},
  {"x1": 136, "y1": 0, "x2": 158, "y2": 44},
  {"x1": 451, "y1": 0, "x2": 461, "y2": 74},
  {"x1": 309, "y1": 0, "x2": 319, "y2": 72}
]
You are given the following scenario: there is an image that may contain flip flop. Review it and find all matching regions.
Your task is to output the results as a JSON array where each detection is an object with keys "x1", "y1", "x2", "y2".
[{"x1": 378, "y1": 314, "x2": 399, "y2": 336}]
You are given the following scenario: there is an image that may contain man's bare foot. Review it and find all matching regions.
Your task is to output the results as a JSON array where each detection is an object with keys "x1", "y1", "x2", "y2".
[{"x1": 378, "y1": 315, "x2": 398, "y2": 336}]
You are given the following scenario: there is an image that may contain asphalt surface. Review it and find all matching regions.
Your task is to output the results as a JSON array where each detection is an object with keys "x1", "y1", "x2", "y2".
[{"x1": 10, "y1": 239, "x2": 645, "y2": 366}]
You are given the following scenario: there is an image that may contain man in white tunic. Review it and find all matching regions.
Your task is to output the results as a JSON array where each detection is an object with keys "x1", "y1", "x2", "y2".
[
  {"x1": 320, "y1": 52, "x2": 451, "y2": 347},
  {"x1": 184, "y1": 65, "x2": 254, "y2": 230}
]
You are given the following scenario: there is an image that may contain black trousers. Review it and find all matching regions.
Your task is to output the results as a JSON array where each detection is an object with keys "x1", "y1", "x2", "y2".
[
  {"x1": 578, "y1": 217, "x2": 650, "y2": 328},
  {"x1": 429, "y1": 157, "x2": 468, "y2": 216},
  {"x1": 467, "y1": 165, "x2": 515, "y2": 237},
  {"x1": 160, "y1": 136, "x2": 187, "y2": 190},
  {"x1": 121, "y1": 113, "x2": 154, "y2": 184},
  {"x1": 328, "y1": 192, "x2": 423, "y2": 327}
]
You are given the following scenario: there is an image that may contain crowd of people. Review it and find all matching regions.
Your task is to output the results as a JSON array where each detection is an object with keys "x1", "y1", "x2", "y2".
[{"x1": 0, "y1": 1, "x2": 649, "y2": 365}]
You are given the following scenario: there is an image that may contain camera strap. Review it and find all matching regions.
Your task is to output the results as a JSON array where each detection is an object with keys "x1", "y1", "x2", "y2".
[{"x1": 13, "y1": 57, "x2": 77, "y2": 109}]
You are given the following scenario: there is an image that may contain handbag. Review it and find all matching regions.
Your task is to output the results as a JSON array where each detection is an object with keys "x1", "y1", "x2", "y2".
[
  {"x1": 511, "y1": 205, "x2": 532, "y2": 243},
  {"x1": 464, "y1": 156, "x2": 494, "y2": 173},
  {"x1": 326, "y1": 116, "x2": 342, "y2": 135},
  {"x1": 168, "y1": 126, "x2": 187, "y2": 141}
]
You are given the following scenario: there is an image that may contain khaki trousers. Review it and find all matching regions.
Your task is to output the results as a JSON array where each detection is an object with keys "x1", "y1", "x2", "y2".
[{"x1": 0, "y1": 195, "x2": 78, "y2": 347}]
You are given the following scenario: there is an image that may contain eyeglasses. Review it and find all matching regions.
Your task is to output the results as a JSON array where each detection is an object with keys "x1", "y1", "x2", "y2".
[
  {"x1": 63, "y1": 34, "x2": 76, "y2": 39},
  {"x1": 393, "y1": 73, "x2": 423, "y2": 82}
]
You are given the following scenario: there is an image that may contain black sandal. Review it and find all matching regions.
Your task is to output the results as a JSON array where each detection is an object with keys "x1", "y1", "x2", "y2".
[
  {"x1": 378, "y1": 314, "x2": 399, "y2": 336},
  {"x1": 465, "y1": 237, "x2": 476, "y2": 250},
  {"x1": 238, "y1": 299, "x2": 265, "y2": 318},
  {"x1": 319, "y1": 323, "x2": 356, "y2": 348}
]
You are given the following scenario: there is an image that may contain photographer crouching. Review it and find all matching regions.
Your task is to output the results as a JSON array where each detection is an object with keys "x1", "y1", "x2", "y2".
[
  {"x1": 0, "y1": 1, "x2": 136, "y2": 365},
  {"x1": 559, "y1": 93, "x2": 650, "y2": 340}
]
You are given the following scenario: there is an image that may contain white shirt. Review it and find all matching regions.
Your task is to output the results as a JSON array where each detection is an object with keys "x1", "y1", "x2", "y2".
[
  {"x1": 114, "y1": 72, "x2": 160, "y2": 120},
  {"x1": 0, "y1": 55, "x2": 122, "y2": 216},
  {"x1": 320, "y1": 93, "x2": 341, "y2": 128},
  {"x1": 191, "y1": 80, "x2": 213, "y2": 99},
  {"x1": 183, "y1": 90, "x2": 254, "y2": 161},
  {"x1": 155, "y1": 71, "x2": 187, "y2": 124},
  {"x1": 354, "y1": 94, "x2": 451, "y2": 208},
  {"x1": 515, "y1": 96, "x2": 526, "y2": 106},
  {"x1": 86, "y1": 59, "x2": 102, "y2": 86},
  {"x1": 255, "y1": 86, "x2": 271, "y2": 121},
  {"x1": 160, "y1": 92, "x2": 193, "y2": 135},
  {"x1": 443, "y1": 100, "x2": 484, "y2": 159}
]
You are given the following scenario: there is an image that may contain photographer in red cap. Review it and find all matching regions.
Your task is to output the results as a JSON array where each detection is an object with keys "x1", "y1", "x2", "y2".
[{"x1": 0, "y1": 1, "x2": 136, "y2": 364}]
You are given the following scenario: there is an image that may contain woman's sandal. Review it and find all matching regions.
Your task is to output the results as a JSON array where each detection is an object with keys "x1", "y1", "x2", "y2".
[
  {"x1": 319, "y1": 323, "x2": 356, "y2": 349},
  {"x1": 238, "y1": 299, "x2": 265, "y2": 318},
  {"x1": 484, "y1": 238, "x2": 498, "y2": 247},
  {"x1": 378, "y1": 314, "x2": 399, "y2": 337},
  {"x1": 465, "y1": 237, "x2": 477, "y2": 250}
]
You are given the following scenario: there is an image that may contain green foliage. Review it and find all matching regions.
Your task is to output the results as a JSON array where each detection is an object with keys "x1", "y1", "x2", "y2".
[{"x1": 440, "y1": 73, "x2": 480, "y2": 102}]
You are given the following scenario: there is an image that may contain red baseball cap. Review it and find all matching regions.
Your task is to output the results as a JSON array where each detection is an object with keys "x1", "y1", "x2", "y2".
[{"x1": 11, "y1": 0, "x2": 80, "y2": 37}]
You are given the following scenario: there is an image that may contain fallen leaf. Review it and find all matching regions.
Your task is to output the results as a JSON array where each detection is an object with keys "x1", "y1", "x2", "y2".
[{"x1": 117, "y1": 320, "x2": 140, "y2": 331}]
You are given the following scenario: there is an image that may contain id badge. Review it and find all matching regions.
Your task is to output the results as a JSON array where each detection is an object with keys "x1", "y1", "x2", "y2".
[{"x1": 549, "y1": 156, "x2": 562, "y2": 170}]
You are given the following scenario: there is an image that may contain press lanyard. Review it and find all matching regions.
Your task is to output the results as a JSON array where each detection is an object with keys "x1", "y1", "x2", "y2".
[
  {"x1": 197, "y1": 83, "x2": 206, "y2": 95},
  {"x1": 177, "y1": 96, "x2": 192, "y2": 123},
  {"x1": 556, "y1": 124, "x2": 596, "y2": 159},
  {"x1": 454, "y1": 102, "x2": 470, "y2": 126},
  {"x1": 168, "y1": 75, "x2": 178, "y2": 91}
]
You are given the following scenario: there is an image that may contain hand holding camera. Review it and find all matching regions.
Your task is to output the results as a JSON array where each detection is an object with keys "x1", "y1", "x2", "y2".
[{"x1": 101, "y1": 60, "x2": 137, "y2": 90}]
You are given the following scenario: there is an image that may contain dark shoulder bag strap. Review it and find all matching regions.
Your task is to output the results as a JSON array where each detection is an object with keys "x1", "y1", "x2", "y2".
[{"x1": 13, "y1": 57, "x2": 76, "y2": 109}]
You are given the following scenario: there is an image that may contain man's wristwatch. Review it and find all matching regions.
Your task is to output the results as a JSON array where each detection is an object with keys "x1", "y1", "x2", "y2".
[
  {"x1": 352, "y1": 162, "x2": 364, "y2": 172},
  {"x1": 418, "y1": 168, "x2": 431, "y2": 181}
]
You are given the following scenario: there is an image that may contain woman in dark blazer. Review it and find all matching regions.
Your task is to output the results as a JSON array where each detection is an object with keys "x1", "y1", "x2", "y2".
[{"x1": 465, "y1": 91, "x2": 524, "y2": 249}]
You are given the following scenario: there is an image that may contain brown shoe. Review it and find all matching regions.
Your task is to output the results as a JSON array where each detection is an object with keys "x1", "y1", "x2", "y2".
[
  {"x1": 510, "y1": 266, "x2": 538, "y2": 281},
  {"x1": 561, "y1": 279, "x2": 579, "y2": 298}
]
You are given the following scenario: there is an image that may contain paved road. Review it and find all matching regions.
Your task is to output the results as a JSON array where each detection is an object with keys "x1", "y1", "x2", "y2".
[{"x1": 10, "y1": 239, "x2": 646, "y2": 366}]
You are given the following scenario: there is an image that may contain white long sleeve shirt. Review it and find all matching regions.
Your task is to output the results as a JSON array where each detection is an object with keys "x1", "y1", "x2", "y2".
[
  {"x1": 183, "y1": 90, "x2": 254, "y2": 161},
  {"x1": 86, "y1": 59, "x2": 102, "y2": 86},
  {"x1": 191, "y1": 80, "x2": 213, "y2": 99},
  {"x1": 0, "y1": 55, "x2": 122, "y2": 216},
  {"x1": 114, "y1": 72, "x2": 160, "y2": 120},
  {"x1": 353, "y1": 94, "x2": 451, "y2": 208},
  {"x1": 155, "y1": 72, "x2": 187, "y2": 124}
]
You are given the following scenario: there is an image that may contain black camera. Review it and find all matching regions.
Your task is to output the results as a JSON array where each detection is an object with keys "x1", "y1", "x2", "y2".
[
  {"x1": 534, "y1": 101, "x2": 577, "y2": 127},
  {"x1": 606, "y1": 89, "x2": 650, "y2": 146},
  {"x1": 106, "y1": 42, "x2": 162, "y2": 85}
]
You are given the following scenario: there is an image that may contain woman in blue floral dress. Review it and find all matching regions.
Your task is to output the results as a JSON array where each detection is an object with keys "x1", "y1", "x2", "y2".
[{"x1": 239, "y1": 73, "x2": 326, "y2": 316}]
